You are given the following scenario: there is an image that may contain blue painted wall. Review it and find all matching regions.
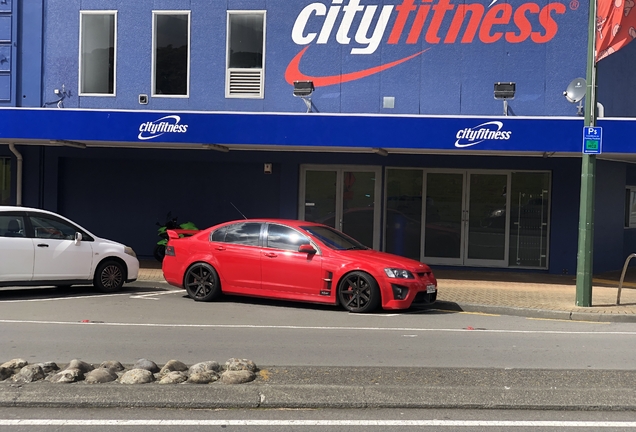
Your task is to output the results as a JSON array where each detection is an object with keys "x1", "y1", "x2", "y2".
[{"x1": 42, "y1": 0, "x2": 589, "y2": 116}]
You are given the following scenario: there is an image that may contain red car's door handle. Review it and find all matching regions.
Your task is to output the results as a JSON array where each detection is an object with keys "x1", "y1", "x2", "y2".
[
  {"x1": 264, "y1": 252, "x2": 277, "y2": 258},
  {"x1": 215, "y1": 246, "x2": 226, "y2": 251}
]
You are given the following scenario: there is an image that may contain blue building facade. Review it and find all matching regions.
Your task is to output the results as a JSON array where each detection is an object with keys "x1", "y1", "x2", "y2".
[{"x1": 1, "y1": 0, "x2": 636, "y2": 275}]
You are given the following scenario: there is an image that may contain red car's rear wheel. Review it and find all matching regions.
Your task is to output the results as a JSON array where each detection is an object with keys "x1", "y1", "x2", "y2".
[{"x1": 184, "y1": 263, "x2": 221, "y2": 302}]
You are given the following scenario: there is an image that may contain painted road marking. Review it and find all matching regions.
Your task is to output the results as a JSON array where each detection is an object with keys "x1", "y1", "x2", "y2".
[
  {"x1": 0, "y1": 290, "x2": 182, "y2": 303},
  {"x1": 0, "y1": 319, "x2": 634, "y2": 335},
  {"x1": 1, "y1": 419, "x2": 636, "y2": 427}
]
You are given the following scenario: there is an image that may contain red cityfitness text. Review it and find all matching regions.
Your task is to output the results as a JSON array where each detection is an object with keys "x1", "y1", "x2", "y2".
[{"x1": 292, "y1": 0, "x2": 567, "y2": 55}]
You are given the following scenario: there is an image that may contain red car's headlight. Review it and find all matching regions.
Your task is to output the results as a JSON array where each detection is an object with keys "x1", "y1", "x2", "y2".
[{"x1": 384, "y1": 268, "x2": 414, "y2": 279}]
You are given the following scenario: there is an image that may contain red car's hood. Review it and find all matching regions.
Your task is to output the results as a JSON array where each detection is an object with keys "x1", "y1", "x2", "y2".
[{"x1": 333, "y1": 249, "x2": 432, "y2": 272}]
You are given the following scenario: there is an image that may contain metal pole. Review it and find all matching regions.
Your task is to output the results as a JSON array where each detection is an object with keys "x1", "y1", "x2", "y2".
[{"x1": 575, "y1": 0, "x2": 598, "y2": 307}]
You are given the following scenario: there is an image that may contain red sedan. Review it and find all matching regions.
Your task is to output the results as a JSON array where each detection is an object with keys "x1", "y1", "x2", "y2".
[{"x1": 162, "y1": 219, "x2": 437, "y2": 313}]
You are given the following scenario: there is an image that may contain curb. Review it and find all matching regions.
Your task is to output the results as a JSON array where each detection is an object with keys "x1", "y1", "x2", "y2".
[
  {"x1": 3, "y1": 367, "x2": 636, "y2": 411},
  {"x1": 2, "y1": 383, "x2": 636, "y2": 410},
  {"x1": 431, "y1": 301, "x2": 636, "y2": 323}
]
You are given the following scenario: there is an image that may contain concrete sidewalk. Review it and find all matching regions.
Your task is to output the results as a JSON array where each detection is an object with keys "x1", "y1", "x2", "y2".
[{"x1": 137, "y1": 260, "x2": 636, "y2": 322}]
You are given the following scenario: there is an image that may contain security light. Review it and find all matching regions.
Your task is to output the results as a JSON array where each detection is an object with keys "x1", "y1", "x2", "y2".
[
  {"x1": 494, "y1": 82, "x2": 515, "y2": 116},
  {"x1": 293, "y1": 81, "x2": 314, "y2": 97},
  {"x1": 293, "y1": 81, "x2": 314, "y2": 113},
  {"x1": 494, "y1": 82, "x2": 516, "y2": 100}
]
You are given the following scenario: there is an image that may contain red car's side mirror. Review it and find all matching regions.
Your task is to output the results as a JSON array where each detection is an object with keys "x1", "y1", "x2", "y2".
[{"x1": 298, "y1": 244, "x2": 316, "y2": 254}]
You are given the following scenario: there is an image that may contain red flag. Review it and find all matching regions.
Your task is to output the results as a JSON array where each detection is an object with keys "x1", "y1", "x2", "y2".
[{"x1": 596, "y1": 0, "x2": 636, "y2": 61}]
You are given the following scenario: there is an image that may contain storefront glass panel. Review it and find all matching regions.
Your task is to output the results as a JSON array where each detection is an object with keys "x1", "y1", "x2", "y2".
[
  {"x1": 508, "y1": 172, "x2": 550, "y2": 268},
  {"x1": 425, "y1": 173, "x2": 463, "y2": 260},
  {"x1": 385, "y1": 169, "x2": 423, "y2": 260},
  {"x1": 0, "y1": 158, "x2": 9, "y2": 205}
]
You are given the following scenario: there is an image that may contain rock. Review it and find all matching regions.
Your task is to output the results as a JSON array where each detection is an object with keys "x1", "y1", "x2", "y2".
[
  {"x1": 160, "y1": 360, "x2": 188, "y2": 375},
  {"x1": 37, "y1": 362, "x2": 59, "y2": 374},
  {"x1": 120, "y1": 369, "x2": 154, "y2": 384},
  {"x1": 99, "y1": 360, "x2": 125, "y2": 372},
  {"x1": 158, "y1": 371, "x2": 188, "y2": 384},
  {"x1": 188, "y1": 371, "x2": 219, "y2": 384},
  {"x1": 66, "y1": 359, "x2": 94, "y2": 374},
  {"x1": 220, "y1": 370, "x2": 256, "y2": 384},
  {"x1": 12, "y1": 365, "x2": 45, "y2": 383},
  {"x1": 189, "y1": 361, "x2": 221, "y2": 375},
  {"x1": 225, "y1": 358, "x2": 257, "y2": 372},
  {"x1": 85, "y1": 368, "x2": 118, "y2": 384},
  {"x1": 1, "y1": 359, "x2": 28, "y2": 371},
  {"x1": 49, "y1": 368, "x2": 84, "y2": 383},
  {"x1": 133, "y1": 359, "x2": 159, "y2": 373},
  {"x1": 0, "y1": 367, "x2": 13, "y2": 381}
]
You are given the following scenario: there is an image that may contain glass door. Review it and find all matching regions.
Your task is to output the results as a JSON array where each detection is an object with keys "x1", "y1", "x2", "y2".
[
  {"x1": 423, "y1": 171, "x2": 510, "y2": 267},
  {"x1": 464, "y1": 173, "x2": 510, "y2": 267},
  {"x1": 299, "y1": 165, "x2": 382, "y2": 250}
]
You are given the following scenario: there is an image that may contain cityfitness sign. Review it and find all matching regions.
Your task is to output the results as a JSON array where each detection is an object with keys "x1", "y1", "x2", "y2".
[{"x1": 286, "y1": 0, "x2": 570, "y2": 86}]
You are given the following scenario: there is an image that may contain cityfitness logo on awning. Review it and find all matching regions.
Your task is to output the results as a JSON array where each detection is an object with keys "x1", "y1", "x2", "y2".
[
  {"x1": 455, "y1": 121, "x2": 512, "y2": 148},
  {"x1": 286, "y1": 0, "x2": 569, "y2": 86},
  {"x1": 138, "y1": 115, "x2": 189, "y2": 141}
]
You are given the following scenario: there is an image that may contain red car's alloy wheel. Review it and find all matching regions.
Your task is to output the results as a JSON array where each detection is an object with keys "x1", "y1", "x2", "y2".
[
  {"x1": 184, "y1": 263, "x2": 221, "y2": 302},
  {"x1": 338, "y1": 271, "x2": 381, "y2": 313}
]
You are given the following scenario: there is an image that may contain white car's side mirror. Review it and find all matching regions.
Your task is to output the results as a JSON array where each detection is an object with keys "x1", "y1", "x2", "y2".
[{"x1": 74, "y1": 232, "x2": 82, "y2": 245}]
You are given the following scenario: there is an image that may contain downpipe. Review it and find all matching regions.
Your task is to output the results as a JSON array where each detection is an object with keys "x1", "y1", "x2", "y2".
[{"x1": 8, "y1": 143, "x2": 22, "y2": 206}]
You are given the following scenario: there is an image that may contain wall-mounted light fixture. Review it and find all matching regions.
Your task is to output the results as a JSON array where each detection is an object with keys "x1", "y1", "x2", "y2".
[
  {"x1": 372, "y1": 148, "x2": 388, "y2": 156},
  {"x1": 494, "y1": 82, "x2": 515, "y2": 116},
  {"x1": 203, "y1": 144, "x2": 230, "y2": 152},
  {"x1": 50, "y1": 139, "x2": 86, "y2": 149},
  {"x1": 293, "y1": 81, "x2": 314, "y2": 113}
]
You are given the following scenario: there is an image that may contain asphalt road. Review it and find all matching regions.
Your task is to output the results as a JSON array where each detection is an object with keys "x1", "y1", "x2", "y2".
[{"x1": 0, "y1": 281, "x2": 635, "y2": 369}]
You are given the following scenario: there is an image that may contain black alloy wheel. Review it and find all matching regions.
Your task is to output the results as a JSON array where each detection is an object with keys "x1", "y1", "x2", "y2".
[
  {"x1": 337, "y1": 271, "x2": 381, "y2": 313},
  {"x1": 94, "y1": 260, "x2": 125, "y2": 293},
  {"x1": 184, "y1": 263, "x2": 221, "y2": 302}
]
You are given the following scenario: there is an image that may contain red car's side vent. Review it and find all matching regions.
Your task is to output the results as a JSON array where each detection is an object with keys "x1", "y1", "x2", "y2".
[{"x1": 320, "y1": 271, "x2": 333, "y2": 296}]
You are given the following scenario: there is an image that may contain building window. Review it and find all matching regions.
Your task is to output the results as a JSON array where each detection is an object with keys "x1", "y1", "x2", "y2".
[
  {"x1": 0, "y1": 158, "x2": 10, "y2": 205},
  {"x1": 79, "y1": 11, "x2": 116, "y2": 96},
  {"x1": 152, "y1": 11, "x2": 190, "y2": 97},
  {"x1": 226, "y1": 11, "x2": 266, "y2": 98},
  {"x1": 625, "y1": 187, "x2": 636, "y2": 228}
]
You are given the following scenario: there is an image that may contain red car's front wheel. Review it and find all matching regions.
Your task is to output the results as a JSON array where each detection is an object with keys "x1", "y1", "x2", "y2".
[{"x1": 337, "y1": 271, "x2": 381, "y2": 313}]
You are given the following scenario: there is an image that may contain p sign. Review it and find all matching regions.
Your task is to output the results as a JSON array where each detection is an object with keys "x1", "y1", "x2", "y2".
[{"x1": 583, "y1": 126, "x2": 602, "y2": 154}]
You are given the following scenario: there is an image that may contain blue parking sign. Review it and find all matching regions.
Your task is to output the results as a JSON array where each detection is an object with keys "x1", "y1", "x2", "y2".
[{"x1": 583, "y1": 126, "x2": 602, "y2": 154}]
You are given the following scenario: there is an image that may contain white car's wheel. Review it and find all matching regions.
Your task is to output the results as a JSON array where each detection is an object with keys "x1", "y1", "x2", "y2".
[{"x1": 94, "y1": 260, "x2": 125, "y2": 293}]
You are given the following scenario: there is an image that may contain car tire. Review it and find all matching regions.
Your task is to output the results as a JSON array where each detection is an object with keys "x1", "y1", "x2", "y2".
[
  {"x1": 184, "y1": 263, "x2": 221, "y2": 302},
  {"x1": 153, "y1": 244, "x2": 166, "y2": 262},
  {"x1": 94, "y1": 260, "x2": 126, "y2": 293},
  {"x1": 337, "y1": 271, "x2": 381, "y2": 313}
]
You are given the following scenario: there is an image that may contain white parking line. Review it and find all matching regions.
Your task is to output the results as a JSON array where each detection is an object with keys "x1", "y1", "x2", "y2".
[
  {"x1": 129, "y1": 290, "x2": 183, "y2": 300},
  {"x1": 1, "y1": 419, "x2": 636, "y2": 427},
  {"x1": 0, "y1": 290, "x2": 182, "y2": 303},
  {"x1": 0, "y1": 319, "x2": 634, "y2": 335}
]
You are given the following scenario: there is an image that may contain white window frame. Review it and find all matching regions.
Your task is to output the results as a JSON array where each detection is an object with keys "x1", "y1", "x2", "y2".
[
  {"x1": 78, "y1": 10, "x2": 117, "y2": 97},
  {"x1": 225, "y1": 10, "x2": 266, "y2": 99},
  {"x1": 626, "y1": 186, "x2": 636, "y2": 228},
  {"x1": 151, "y1": 10, "x2": 191, "y2": 98}
]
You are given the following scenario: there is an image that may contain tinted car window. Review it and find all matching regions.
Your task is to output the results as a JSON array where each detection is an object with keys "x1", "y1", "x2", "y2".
[
  {"x1": 224, "y1": 222, "x2": 262, "y2": 246},
  {"x1": 0, "y1": 215, "x2": 26, "y2": 238},
  {"x1": 210, "y1": 226, "x2": 227, "y2": 242},
  {"x1": 30, "y1": 215, "x2": 79, "y2": 240},
  {"x1": 301, "y1": 225, "x2": 367, "y2": 250},
  {"x1": 266, "y1": 224, "x2": 311, "y2": 252}
]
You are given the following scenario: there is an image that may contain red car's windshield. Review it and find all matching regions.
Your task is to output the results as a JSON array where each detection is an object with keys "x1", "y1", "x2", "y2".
[{"x1": 301, "y1": 225, "x2": 368, "y2": 251}]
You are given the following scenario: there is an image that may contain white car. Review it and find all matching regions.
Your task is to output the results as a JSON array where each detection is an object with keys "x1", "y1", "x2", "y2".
[{"x1": 0, "y1": 206, "x2": 139, "y2": 292}]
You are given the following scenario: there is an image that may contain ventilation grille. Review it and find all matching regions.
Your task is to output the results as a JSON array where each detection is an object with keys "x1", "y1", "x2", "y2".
[{"x1": 227, "y1": 69, "x2": 263, "y2": 98}]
